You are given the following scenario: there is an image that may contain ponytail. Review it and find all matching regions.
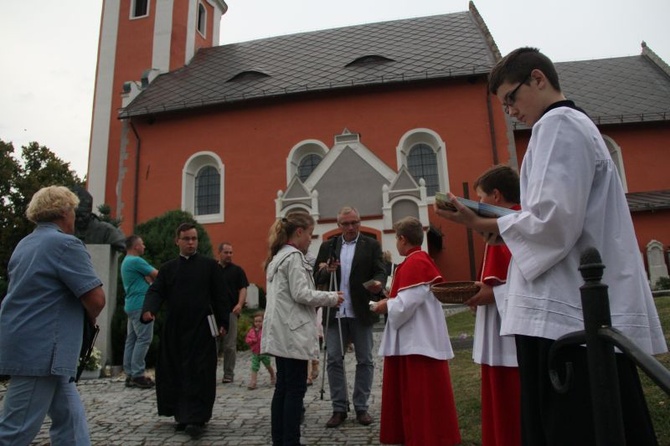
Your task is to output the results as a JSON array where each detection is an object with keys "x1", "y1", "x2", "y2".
[{"x1": 263, "y1": 210, "x2": 314, "y2": 271}]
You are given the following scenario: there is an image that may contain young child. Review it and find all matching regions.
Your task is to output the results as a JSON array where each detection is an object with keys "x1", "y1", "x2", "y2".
[
  {"x1": 466, "y1": 165, "x2": 521, "y2": 446},
  {"x1": 244, "y1": 311, "x2": 275, "y2": 390},
  {"x1": 261, "y1": 210, "x2": 343, "y2": 446},
  {"x1": 373, "y1": 217, "x2": 461, "y2": 446}
]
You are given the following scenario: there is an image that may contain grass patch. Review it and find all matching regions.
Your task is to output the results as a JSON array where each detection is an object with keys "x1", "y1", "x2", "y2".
[{"x1": 446, "y1": 296, "x2": 670, "y2": 445}]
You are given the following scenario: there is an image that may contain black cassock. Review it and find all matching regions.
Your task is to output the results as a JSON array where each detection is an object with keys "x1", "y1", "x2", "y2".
[{"x1": 143, "y1": 253, "x2": 229, "y2": 424}]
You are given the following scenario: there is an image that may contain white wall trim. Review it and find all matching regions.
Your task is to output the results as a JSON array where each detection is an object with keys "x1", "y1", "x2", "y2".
[
  {"x1": 88, "y1": 0, "x2": 120, "y2": 210},
  {"x1": 152, "y1": 0, "x2": 174, "y2": 72}
]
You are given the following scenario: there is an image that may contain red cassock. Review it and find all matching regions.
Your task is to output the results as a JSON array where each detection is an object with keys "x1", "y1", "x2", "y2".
[{"x1": 380, "y1": 248, "x2": 461, "y2": 446}]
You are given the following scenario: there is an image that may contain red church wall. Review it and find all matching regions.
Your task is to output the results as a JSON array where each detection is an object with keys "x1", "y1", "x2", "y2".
[
  {"x1": 120, "y1": 78, "x2": 510, "y2": 284},
  {"x1": 170, "y1": 0, "x2": 188, "y2": 72},
  {"x1": 599, "y1": 123, "x2": 670, "y2": 193}
]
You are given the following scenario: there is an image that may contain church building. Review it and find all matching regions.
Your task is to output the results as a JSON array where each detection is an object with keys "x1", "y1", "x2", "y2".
[{"x1": 87, "y1": 0, "x2": 670, "y2": 286}]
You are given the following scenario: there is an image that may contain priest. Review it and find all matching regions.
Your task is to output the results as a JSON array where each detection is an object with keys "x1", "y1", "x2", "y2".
[{"x1": 142, "y1": 222, "x2": 229, "y2": 440}]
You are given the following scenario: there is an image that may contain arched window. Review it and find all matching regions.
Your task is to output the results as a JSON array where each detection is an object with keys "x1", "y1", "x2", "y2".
[
  {"x1": 182, "y1": 152, "x2": 224, "y2": 224},
  {"x1": 195, "y1": 166, "x2": 220, "y2": 215},
  {"x1": 407, "y1": 143, "x2": 439, "y2": 196},
  {"x1": 396, "y1": 129, "x2": 448, "y2": 198},
  {"x1": 297, "y1": 153, "x2": 323, "y2": 182},
  {"x1": 286, "y1": 140, "x2": 329, "y2": 185}
]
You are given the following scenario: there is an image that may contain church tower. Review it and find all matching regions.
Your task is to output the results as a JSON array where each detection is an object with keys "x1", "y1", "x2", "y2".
[{"x1": 87, "y1": 0, "x2": 228, "y2": 224}]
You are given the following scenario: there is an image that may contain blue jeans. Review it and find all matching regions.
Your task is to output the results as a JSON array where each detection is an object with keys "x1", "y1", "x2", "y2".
[
  {"x1": 326, "y1": 317, "x2": 374, "y2": 412},
  {"x1": 123, "y1": 309, "x2": 154, "y2": 378},
  {"x1": 271, "y1": 357, "x2": 307, "y2": 446},
  {"x1": 0, "y1": 375, "x2": 91, "y2": 445}
]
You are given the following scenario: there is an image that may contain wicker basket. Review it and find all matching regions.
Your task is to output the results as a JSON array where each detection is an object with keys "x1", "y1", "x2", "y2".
[{"x1": 431, "y1": 281, "x2": 480, "y2": 304}]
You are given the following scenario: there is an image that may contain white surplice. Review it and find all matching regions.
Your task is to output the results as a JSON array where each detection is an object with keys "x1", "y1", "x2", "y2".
[{"x1": 498, "y1": 106, "x2": 667, "y2": 355}]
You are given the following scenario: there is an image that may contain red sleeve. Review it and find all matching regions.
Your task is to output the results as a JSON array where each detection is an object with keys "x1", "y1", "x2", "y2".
[{"x1": 480, "y1": 243, "x2": 512, "y2": 286}]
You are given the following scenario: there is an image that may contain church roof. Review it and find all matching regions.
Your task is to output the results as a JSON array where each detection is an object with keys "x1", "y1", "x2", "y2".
[
  {"x1": 512, "y1": 45, "x2": 670, "y2": 128},
  {"x1": 556, "y1": 53, "x2": 670, "y2": 125},
  {"x1": 120, "y1": 5, "x2": 499, "y2": 118}
]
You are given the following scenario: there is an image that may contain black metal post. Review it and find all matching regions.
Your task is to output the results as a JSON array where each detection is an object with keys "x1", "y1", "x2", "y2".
[{"x1": 578, "y1": 247, "x2": 626, "y2": 446}]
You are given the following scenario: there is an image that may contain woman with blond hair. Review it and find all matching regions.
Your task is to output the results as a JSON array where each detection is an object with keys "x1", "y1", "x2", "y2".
[
  {"x1": 261, "y1": 210, "x2": 343, "y2": 446},
  {"x1": 0, "y1": 186, "x2": 106, "y2": 445}
]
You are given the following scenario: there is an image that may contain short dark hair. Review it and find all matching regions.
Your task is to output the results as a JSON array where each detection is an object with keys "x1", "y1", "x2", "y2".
[
  {"x1": 488, "y1": 47, "x2": 561, "y2": 95},
  {"x1": 218, "y1": 242, "x2": 232, "y2": 252},
  {"x1": 393, "y1": 217, "x2": 424, "y2": 247},
  {"x1": 474, "y1": 165, "x2": 520, "y2": 204},
  {"x1": 176, "y1": 222, "x2": 197, "y2": 238},
  {"x1": 125, "y1": 234, "x2": 142, "y2": 250}
]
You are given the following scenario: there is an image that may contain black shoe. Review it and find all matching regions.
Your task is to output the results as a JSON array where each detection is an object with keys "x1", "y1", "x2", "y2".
[
  {"x1": 325, "y1": 411, "x2": 347, "y2": 428},
  {"x1": 125, "y1": 376, "x2": 132, "y2": 388},
  {"x1": 175, "y1": 423, "x2": 187, "y2": 432},
  {"x1": 130, "y1": 376, "x2": 155, "y2": 389},
  {"x1": 356, "y1": 410, "x2": 372, "y2": 426},
  {"x1": 185, "y1": 423, "x2": 204, "y2": 439}
]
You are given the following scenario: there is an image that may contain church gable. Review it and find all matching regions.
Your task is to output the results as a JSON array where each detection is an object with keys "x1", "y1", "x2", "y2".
[
  {"x1": 284, "y1": 176, "x2": 310, "y2": 200},
  {"x1": 388, "y1": 166, "x2": 421, "y2": 200},
  {"x1": 313, "y1": 146, "x2": 389, "y2": 219}
]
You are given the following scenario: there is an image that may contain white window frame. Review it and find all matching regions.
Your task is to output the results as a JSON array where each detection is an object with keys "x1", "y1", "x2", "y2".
[
  {"x1": 286, "y1": 140, "x2": 329, "y2": 185},
  {"x1": 130, "y1": 0, "x2": 150, "y2": 19},
  {"x1": 602, "y1": 135, "x2": 628, "y2": 192},
  {"x1": 396, "y1": 128, "x2": 449, "y2": 199},
  {"x1": 196, "y1": 1, "x2": 207, "y2": 38},
  {"x1": 182, "y1": 151, "x2": 224, "y2": 224}
]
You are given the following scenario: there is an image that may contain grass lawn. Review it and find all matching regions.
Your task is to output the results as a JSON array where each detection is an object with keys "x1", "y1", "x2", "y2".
[{"x1": 446, "y1": 296, "x2": 670, "y2": 445}]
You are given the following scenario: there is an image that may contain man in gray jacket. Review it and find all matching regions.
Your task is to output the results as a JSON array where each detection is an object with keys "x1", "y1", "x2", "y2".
[{"x1": 314, "y1": 206, "x2": 387, "y2": 428}]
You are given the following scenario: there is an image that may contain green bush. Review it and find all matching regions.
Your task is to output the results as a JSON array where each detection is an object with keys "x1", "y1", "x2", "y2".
[{"x1": 654, "y1": 276, "x2": 670, "y2": 291}]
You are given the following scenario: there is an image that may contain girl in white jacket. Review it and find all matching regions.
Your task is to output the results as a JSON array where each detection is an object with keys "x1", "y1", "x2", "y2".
[{"x1": 261, "y1": 210, "x2": 343, "y2": 446}]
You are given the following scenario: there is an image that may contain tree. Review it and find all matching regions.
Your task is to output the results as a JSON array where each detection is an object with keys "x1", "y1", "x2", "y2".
[{"x1": 0, "y1": 139, "x2": 84, "y2": 298}]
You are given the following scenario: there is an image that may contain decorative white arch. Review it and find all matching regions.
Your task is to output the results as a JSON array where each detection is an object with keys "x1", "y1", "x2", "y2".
[
  {"x1": 602, "y1": 135, "x2": 628, "y2": 192},
  {"x1": 182, "y1": 151, "x2": 225, "y2": 224},
  {"x1": 286, "y1": 139, "x2": 329, "y2": 185},
  {"x1": 396, "y1": 128, "x2": 449, "y2": 198}
]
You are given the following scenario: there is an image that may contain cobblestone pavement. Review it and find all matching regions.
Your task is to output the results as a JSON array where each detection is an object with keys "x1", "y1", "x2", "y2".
[
  {"x1": 9, "y1": 328, "x2": 388, "y2": 445},
  {"x1": 3, "y1": 308, "x2": 470, "y2": 445}
]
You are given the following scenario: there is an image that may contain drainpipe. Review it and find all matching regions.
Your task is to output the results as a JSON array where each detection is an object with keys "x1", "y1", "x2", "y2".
[
  {"x1": 486, "y1": 88, "x2": 500, "y2": 165},
  {"x1": 129, "y1": 120, "x2": 141, "y2": 230}
]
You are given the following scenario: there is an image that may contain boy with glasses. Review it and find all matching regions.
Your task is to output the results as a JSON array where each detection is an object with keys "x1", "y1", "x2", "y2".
[{"x1": 435, "y1": 47, "x2": 666, "y2": 445}]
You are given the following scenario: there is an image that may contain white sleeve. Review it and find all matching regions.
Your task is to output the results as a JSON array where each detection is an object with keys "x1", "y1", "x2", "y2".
[
  {"x1": 386, "y1": 284, "x2": 428, "y2": 330},
  {"x1": 499, "y1": 111, "x2": 595, "y2": 282}
]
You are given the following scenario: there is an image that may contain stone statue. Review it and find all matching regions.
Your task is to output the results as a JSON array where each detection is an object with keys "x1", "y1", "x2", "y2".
[{"x1": 71, "y1": 186, "x2": 126, "y2": 252}]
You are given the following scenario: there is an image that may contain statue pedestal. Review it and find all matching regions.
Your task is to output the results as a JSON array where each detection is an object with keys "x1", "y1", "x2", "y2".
[{"x1": 86, "y1": 244, "x2": 119, "y2": 368}]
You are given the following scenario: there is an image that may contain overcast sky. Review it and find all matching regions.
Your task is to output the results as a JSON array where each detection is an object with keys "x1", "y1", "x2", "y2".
[{"x1": 1, "y1": 0, "x2": 668, "y2": 177}]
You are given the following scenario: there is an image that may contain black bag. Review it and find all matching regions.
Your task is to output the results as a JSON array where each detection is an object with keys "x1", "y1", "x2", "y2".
[{"x1": 75, "y1": 314, "x2": 100, "y2": 382}]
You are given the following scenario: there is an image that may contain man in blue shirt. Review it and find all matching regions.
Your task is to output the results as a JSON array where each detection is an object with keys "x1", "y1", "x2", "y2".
[{"x1": 121, "y1": 235, "x2": 158, "y2": 388}]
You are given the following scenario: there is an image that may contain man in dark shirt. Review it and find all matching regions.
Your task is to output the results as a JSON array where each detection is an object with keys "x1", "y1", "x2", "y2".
[{"x1": 218, "y1": 242, "x2": 250, "y2": 384}]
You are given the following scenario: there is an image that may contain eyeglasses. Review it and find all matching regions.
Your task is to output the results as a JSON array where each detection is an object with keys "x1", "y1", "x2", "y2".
[
  {"x1": 503, "y1": 74, "x2": 530, "y2": 114},
  {"x1": 179, "y1": 236, "x2": 198, "y2": 242},
  {"x1": 339, "y1": 220, "x2": 360, "y2": 227}
]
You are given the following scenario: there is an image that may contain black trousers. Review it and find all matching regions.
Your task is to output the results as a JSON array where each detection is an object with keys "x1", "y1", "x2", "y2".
[
  {"x1": 515, "y1": 335, "x2": 658, "y2": 446},
  {"x1": 271, "y1": 356, "x2": 308, "y2": 446}
]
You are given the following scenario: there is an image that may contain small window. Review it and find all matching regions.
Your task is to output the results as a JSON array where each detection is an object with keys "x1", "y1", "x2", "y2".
[
  {"x1": 407, "y1": 143, "x2": 439, "y2": 196},
  {"x1": 195, "y1": 166, "x2": 220, "y2": 215},
  {"x1": 131, "y1": 0, "x2": 149, "y2": 18},
  {"x1": 197, "y1": 3, "x2": 207, "y2": 37},
  {"x1": 297, "y1": 154, "x2": 323, "y2": 182}
]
